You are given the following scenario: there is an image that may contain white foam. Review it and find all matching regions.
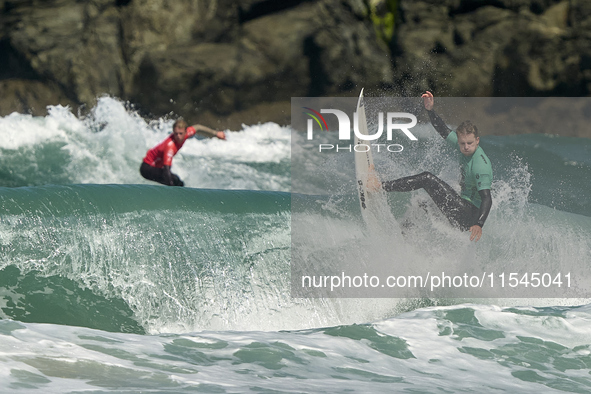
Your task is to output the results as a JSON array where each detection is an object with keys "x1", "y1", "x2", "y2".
[
  {"x1": 0, "y1": 97, "x2": 291, "y2": 190},
  {"x1": 181, "y1": 122, "x2": 291, "y2": 164},
  {"x1": 0, "y1": 109, "x2": 69, "y2": 150},
  {"x1": 4, "y1": 302, "x2": 590, "y2": 392}
]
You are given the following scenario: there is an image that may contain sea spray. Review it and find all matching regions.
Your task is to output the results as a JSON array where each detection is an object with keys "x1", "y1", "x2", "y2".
[
  {"x1": 0, "y1": 97, "x2": 291, "y2": 190},
  {"x1": 1, "y1": 99, "x2": 591, "y2": 393}
]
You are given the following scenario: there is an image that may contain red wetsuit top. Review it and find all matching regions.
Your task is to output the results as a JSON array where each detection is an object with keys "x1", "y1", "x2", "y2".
[{"x1": 143, "y1": 126, "x2": 197, "y2": 168}]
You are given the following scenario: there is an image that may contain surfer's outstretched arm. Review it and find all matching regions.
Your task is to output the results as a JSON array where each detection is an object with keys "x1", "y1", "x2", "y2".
[
  {"x1": 422, "y1": 91, "x2": 452, "y2": 139},
  {"x1": 427, "y1": 110, "x2": 452, "y2": 140},
  {"x1": 191, "y1": 124, "x2": 226, "y2": 140}
]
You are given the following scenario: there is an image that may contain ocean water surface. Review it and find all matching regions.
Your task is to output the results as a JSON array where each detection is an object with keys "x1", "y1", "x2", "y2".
[{"x1": 0, "y1": 97, "x2": 590, "y2": 392}]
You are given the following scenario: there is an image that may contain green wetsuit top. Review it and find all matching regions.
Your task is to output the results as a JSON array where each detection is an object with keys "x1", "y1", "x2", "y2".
[
  {"x1": 427, "y1": 109, "x2": 493, "y2": 227},
  {"x1": 446, "y1": 131, "x2": 493, "y2": 208}
]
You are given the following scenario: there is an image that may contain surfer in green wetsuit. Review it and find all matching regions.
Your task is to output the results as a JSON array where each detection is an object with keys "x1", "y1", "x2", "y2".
[{"x1": 368, "y1": 91, "x2": 493, "y2": 242}]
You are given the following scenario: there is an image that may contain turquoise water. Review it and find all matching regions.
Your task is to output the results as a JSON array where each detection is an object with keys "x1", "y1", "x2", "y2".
[{"x1": 1, "y1": 97, "x2": 591, "y2": 392}]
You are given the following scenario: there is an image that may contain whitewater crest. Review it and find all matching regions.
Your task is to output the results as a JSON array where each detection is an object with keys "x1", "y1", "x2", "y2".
[{"x1": 0, "y1": 97, "x2": 291, "y2": 190}]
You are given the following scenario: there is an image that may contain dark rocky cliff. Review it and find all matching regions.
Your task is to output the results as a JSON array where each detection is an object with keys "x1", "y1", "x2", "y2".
[
  {"x1": 391, "y1": 0, "x2": 591, "y2": 97},
  {"x1": 1, "y1": 0, "x2": 590, "y2": 134},
  {"x1": 0, "y1": 0, "x2": 392, "y2": 126}
]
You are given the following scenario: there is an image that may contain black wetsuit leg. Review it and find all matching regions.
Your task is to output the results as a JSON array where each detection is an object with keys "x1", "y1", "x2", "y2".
[
  {"x1": 383, "y1": 171, "x2": 479, "y2": 230},
  {"x1": 170, "y1": 174, "x2": 184, "y2": 187},
  {"x1": 140, "y1": 162, "x2": 162, "y2": 183},
  {"x1": 140, "y1": 163, "x2": 184, "y2": 187}
]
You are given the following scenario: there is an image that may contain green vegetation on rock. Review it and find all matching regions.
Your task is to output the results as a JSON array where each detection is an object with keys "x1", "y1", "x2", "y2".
[{"x1": 367, "y1": 0, "x2": 397, "y2": 49}]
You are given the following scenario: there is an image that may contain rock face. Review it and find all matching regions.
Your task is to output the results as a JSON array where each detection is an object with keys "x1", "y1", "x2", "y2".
[
  {"x1": 392, "y1": 0, "x2": 591, "y2": 97},
  {"x1": 0, "y1": 0, "x2": 392, "y2": 126},
  {"x1": 0, "y1": 0, "x2": 590, "y2": 131}
]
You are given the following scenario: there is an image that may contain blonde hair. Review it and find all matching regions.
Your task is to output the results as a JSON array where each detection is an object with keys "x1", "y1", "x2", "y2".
[
  {"x1": 173, "y1": 119, "x2": 188, "y2": 129},
  {"x1": 456, "y1": 120, "x2": 479, "y2": 138}
]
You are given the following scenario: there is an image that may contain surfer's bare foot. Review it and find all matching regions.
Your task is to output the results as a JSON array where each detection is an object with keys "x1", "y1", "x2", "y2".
[{"x1": 366, "y1": 165, "x2": 381, "y2": 192}]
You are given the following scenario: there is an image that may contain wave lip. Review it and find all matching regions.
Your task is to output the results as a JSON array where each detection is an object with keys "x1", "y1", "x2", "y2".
[{"x1": 0, "y1": 184, "x2": 290, "y2": 216}]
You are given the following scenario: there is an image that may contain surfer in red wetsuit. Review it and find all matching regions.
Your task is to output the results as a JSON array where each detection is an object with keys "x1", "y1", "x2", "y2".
[{"x1": 140, "y1": 119, "x2": 226, "y2": 186}]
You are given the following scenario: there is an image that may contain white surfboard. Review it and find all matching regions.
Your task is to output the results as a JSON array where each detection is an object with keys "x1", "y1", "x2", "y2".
[
  {"x1": 354, "y1": 89, "x2": 380, "y2": 221},
  {"x1": 354, "y1": 89, "x2": 401, "y2": 236}
]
